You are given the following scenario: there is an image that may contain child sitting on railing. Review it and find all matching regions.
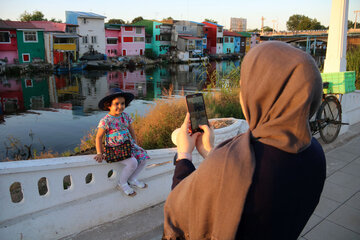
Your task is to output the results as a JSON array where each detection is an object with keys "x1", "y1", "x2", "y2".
[{"x1": 94, "y1": 88, "x2": 149, "y2": 197}]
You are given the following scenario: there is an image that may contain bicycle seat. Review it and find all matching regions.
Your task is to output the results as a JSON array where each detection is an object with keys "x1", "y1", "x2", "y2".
[{"x1": 323, "y1": 82, "x2": 329, "y2": 89}]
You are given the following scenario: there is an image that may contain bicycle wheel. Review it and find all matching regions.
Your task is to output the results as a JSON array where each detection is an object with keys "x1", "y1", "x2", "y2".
[{"x1": 316, "y1": 95, "x2": 342, "y2": 143}]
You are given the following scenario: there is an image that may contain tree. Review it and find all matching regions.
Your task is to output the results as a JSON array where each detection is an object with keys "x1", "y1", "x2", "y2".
[
  {"x1": 50, "y1": 18, "x2": 62, "y2": 23},
  {"x1": 262, "y1": 26, "x2": 273, "y2": 32},
  {"x1": 204, "y1": 18, "x2": 218, "y2": 24},
  {"x1": 131, "y1": 16, "x2": 143, "y2": 24},
  {"x1": 247, "y1": 28, "x2": 260, "y2": 32},
  {"x1": 162, "y1": 17, "x2": 173, "y2": 21},
  {"x1": 286, "y1": 14, "x2": 326, "y2": 31},
  {"x1": 107, "y1": 18, "x2": 126, "y2": 24},
  {"x1": 348, "y1": 20, "x2": 360, "y2": 29},
  {"x1": 20, "y1": 10, "x2": 46, "y2": 21}
]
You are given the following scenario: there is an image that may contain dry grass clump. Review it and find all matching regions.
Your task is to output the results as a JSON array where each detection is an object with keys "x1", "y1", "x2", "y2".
[{"x1": 132, "y1": 97, "x2": 187, "y2": 149}]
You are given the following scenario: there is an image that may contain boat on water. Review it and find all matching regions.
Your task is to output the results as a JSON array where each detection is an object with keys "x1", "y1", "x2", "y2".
[{"x1": 54, "y1": 62, "x2": 87, "y2": 73}]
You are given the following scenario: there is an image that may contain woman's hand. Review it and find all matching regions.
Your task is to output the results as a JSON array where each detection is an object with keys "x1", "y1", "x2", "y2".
[
  {"x1": 176, "y1": 113, "x2": 201, "y2": 156},
  {"x1": 196, "y1": 125, "x2": 214, "y2": 158},
  {"x1": 94, "y1": 154, "x2": 104, "y2": 163}
]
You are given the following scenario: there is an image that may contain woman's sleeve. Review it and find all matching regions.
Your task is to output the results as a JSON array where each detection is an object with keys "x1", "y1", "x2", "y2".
[{"x1": 172, "y1": 159, "x2": 196, "y2": 190}]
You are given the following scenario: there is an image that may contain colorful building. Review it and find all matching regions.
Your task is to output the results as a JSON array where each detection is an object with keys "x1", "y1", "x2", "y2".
[
  {"x1": 66, "y1": 11, "x2": 106, "y2": 57},
  {"x1": 105, "y1": 24, "x2": 145, "y2": 57},
  {"x1": 202, "y1": 22, "x2": 223, "y2": 54},
  {"x1": 107, "y1": 70, "x2": 146, "y2": 97},
  {"x1": 0, "y1": 77, "x2": 25, "y2": 114},
  {"x1": 238, "y1": 32, "x2": 252, "y2": 53},
  {"x1": 223, "y1": 31, "x2": 243, "y2": 54},
  {"x1": 0, "y1": 21, "x2": 45, "y2": 64},
  {"x1": 133, "y1": 20, "x2": 171, "y2": 57},
  {"x1": 30, "y1": 21, "x2": 79, "y2": 65},
  {"x1": 21, "y1": 77, "x2": 50, "y2": 110},
  {"x1": 0, "y1": 21, "x2": 19, "y2": 64},
  {"x1": 171, "y1": 20, "x2": 207, "y2": 56}
]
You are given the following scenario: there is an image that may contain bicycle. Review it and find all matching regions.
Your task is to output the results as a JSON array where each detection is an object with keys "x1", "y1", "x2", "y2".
[{"x1": 309, "y1": 82, "x2": 349, "y2": 143}]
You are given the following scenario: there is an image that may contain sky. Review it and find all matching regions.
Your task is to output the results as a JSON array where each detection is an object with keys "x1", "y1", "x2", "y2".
[{"x1": 1, "y1": 0, "x2": 360, "y2": 31}]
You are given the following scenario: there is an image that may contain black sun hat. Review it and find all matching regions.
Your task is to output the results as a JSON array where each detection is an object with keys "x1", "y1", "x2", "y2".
[{"x1": 98, "y1": 88, "x2": 134, "y2": 111}]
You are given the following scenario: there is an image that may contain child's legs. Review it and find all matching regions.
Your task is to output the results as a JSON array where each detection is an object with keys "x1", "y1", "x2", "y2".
[
  {"x1": 118, "y1": 157, "x2": 138, "y2": 185},
  {"x1": 129, "y1": 159, "x2": 147, "y2": 181}
]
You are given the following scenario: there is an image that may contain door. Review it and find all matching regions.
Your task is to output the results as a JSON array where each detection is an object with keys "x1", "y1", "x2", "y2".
[
  {"x1": 123, "y1": 50, "x2": 126, "y2": 56},
  {"x1": 140, "y1": 49, "x2": 143, "y2": 55}
]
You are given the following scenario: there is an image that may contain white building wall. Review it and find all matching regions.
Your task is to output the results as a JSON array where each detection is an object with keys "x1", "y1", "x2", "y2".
[{"x1": 77, "y1": 17, "x2": 106, "y2": 57}]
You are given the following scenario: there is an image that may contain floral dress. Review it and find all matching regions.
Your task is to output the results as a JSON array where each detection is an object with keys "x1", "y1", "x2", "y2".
[{"x1": 97, "y1": 112, "x2": 149, "y2": 163}]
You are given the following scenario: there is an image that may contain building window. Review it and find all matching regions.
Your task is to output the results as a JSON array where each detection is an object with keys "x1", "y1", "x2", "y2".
[
  {"x1": 54, "y1": 38, "x2": 75, "y2": 44},
  {"x1": 155, "y1": 35, "x2": 160, "y2": 41},
  {"x1": 91, "y1": 36, "x2": 97, "y2": 44},
  {"x1": 24, "y1": 31, "x2": 37, "y2": 42},
  {"x1": 22, "y1": 53, "x2": 30, "y2": 62},
  {"x1": 123, "y1": 37, "x2": 133, "y2": 42},
  {"x1": 217, "y1": 27, "x2": 223, "y2": 33},
  {"x1": 241, "y1": 42, "x2": 245, "y2": 46},
  {"x1": 107, "y1": 38, "x2": 118, "y2": 44},
  {"x1": 0, "y1": 32, "x2": 10, "y2": 43},
  {"x1": 125, "y1": 26, "x2": 133, "y2": 31},
  {"x1": 230, "y1": 38, "x2": 234, "y2": 43},
  {"x1": 135, "y1": 27, "x2": 142, "y2": 34},
  {"x1": 146, "y1": 37, "x2": 152, "y2": 43},
  {"x1": 134, "y1": 37, "x2": 144, "y2": 42},
  {"x1": 82, "y1": 36, "x2": 88, "y2": 44},
  {"x1": 217, "y1": 38, "x2": 223, "y2": 43},
  {"x1": 83, "y1": 18, "x2": 87, "y2": 24},
  {"x1": 203, "y1": 39, "x2": 207, "y2": 45},
  {"x1": 224, "y1": 37, "x2": 229, "y2": 43},
  {"x1": 183, "y1": 26, "x2": 187, "y2": 31}
]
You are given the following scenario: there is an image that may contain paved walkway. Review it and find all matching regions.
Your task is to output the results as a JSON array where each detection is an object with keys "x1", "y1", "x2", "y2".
[{"x1": 67, "y1": 123, "x2": 360, "y2": 240}]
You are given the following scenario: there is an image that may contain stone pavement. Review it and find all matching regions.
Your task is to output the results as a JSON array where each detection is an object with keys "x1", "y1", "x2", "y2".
[{"x1": 67, "y1": 122, "x2": 360, "y2": 240}]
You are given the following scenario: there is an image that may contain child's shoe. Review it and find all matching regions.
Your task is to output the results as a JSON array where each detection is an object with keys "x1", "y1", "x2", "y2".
[
  {"x1": 117, "y1": 183, "x2": 136, "y2": 196},
  {"x1": 128, "y1": 179, "x2": 147, "y2": 189}
]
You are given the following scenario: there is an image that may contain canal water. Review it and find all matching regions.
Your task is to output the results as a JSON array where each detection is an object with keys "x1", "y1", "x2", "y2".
[{"x1": 0, "y1": 60, "x2": 240, "y2": 160}]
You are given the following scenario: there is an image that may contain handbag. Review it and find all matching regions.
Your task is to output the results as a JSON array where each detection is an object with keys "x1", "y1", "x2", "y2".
[{"x1": 104, "y1": 140, "x2": 132, "y2": 163}]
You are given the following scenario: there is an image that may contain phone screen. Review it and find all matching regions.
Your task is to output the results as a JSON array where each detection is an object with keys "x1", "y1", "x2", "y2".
[{"x1": 186, "y1": 93, "x2": 209, "y2": 133}]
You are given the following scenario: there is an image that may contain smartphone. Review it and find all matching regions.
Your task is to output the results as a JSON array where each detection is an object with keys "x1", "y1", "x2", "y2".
[{"x1": 185, "y1": 93, "x2": 209, "y2": 133}]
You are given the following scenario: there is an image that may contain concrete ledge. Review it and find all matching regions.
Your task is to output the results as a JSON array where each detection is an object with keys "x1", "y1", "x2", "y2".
[{"x1": 0, "y1": 118, "x2": 248, "y2": 240}]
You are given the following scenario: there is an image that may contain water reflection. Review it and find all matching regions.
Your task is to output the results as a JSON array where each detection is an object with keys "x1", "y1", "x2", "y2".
[{"x1": 0, "y1": 60, "x2": 240, "y2": 160}]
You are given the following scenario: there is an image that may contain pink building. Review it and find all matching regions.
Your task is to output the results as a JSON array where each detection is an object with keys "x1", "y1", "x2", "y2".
[
  {"x1": 107, "y1": 70, "x2": 147, "y2": 97},
  {"x1": 105, "y1": 24, "x2": 145, "y2": 57},
  {"x1": 0, "y1": 21, "x2": 19, "y2": 64}
]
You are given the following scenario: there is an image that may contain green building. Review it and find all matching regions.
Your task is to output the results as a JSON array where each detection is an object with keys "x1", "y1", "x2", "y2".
[
  {"x1": 133, "y1": 20, "x2": 171, "y2": 57},
  {"x1": 17, "y1": 29, "x2": 45, "y2": 63},
  {"x1": 21, "y1": 77, "x2": 50, "y2": 110}
]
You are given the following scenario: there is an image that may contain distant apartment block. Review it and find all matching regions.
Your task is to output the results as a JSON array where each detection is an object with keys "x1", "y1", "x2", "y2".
[{"x1": 230, "y1": 17, "x2": 247, "y2": 32}]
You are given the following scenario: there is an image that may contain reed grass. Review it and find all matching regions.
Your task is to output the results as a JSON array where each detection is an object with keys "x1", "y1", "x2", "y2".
[{"x1": 347, "y1": 46, "x2": 360, "y2": 90}]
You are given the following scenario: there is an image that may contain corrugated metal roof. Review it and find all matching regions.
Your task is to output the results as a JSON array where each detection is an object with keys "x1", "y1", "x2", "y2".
[
  {"x1": 30, "y1": 21, "x2": 67, "y2": 32},
  {"x1": 179, "y1": 36, "x2": 203, "y2": 40},
  {"x1": 223, "y1": 30, "x2": 242, "y2": 37},
  {"x1": 202, "y1": 21, "x2": 223, "y2": 27},
  {"x1": 66, "y1": 11, "x2": 106, "y2": 19},
  {"x1": 0, "y1": 20, "x2": 42, "y2": 30}
]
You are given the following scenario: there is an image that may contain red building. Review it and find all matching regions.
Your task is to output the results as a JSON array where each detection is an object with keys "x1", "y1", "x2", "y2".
[
  {"x1": 202, "y1": 22, "x2": 223, "y2": 54},
  {"x1": 0, "y1": 21, "x2": 19, "y2": 64}
]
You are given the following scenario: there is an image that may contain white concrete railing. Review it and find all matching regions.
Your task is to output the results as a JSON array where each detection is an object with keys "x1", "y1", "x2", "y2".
[
  {"x1": 339, "y1": 90, "x2": 360, "y2": 135},
  {"x1": 0, "y1": 118, "x2": 249, "y2": 240}
]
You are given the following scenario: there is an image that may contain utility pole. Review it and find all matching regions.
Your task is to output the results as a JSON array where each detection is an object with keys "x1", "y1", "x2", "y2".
[
  {"x1": 261, "y1": 16, "x2": 265, "y2": 34},
  {"x1": 354, "y1": 10, "x2": 360, "y2": 29},
  {"x1": 272, "y1": 20, "x2": 276, "y2": 34}
]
